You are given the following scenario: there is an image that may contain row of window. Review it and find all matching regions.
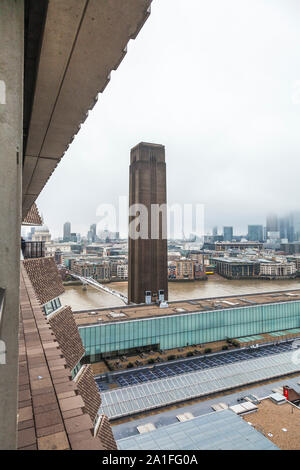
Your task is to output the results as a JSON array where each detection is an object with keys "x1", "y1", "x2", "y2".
[
  {"x1": 78, "y1": 301, "x2": 300, "y2": 358},
  {"x1": 71, "y1": 360, "x2": 82, "y2": 379},
  {"x1": 43, "y1": 297, "x2": 61, "y2": 316}
]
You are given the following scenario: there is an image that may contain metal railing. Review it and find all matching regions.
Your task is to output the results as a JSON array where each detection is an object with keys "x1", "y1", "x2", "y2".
[{"x1": 23, "y1": 241, "x2": 45, "y2": 259}]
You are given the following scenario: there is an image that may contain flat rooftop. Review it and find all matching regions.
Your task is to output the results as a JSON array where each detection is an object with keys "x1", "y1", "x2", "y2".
[
  {"x1": 212, "y1": 257, "x2": 260, "y2": 264},
  {"x1": 117, "y1": 409, "x2": 278, "y2": 450},
  {"x1": 74, "y1": 289, "x2": 300, "y2": 326},
  {"x1": 243, "y1": 398, "x2": 300, "y2": 450},
  {"x1": 99, "y1": 350, "x2": 300, "y2": 420}
]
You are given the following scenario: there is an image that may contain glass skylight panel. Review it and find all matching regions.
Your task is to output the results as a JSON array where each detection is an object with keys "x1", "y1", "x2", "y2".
[
  {"x1": 175, "y1": 389, "x2": 184, "y2": 400},
  {"x1": 102, "y1": 350, "x2": 300, "y2": 419},
  {"x1": 126, "y1": 388, "x2": 136, "y2": 400},
  {"x1": 142, "y1": 396, "x2": 152, "y2": 408},
  {"x1": 102, "y1": 393, "x2": 112, "y2": 405},
  {"x1": 157, "y1": 394, "x2": 167, "y2": 405}
]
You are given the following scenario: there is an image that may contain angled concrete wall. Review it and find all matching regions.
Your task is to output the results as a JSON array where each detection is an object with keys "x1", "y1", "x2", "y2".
[{"x1": 0, "y1": 0, "x2": 24, "y2": 450}]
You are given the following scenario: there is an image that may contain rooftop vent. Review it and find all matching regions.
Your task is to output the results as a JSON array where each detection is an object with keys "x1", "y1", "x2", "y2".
[
  {"x1": 160, "y1": 302, "x2": 169, "y2": 308},
  {"x1": 229, "y1": 402, "x2": 258, "y2": 415},
  {"x1": 211, "y1": 402, "x2": 228, "y2": 412},
  {"x1": 221, "y1": 300, "x2": 240, "y2": 306},
  {"x1": 108, "y1": 311, "x2": 126, "y2": 318},
  {"x1": 269, "y1": 393, "x2": 287, "y2": 405},
  {"x1": 137, "y1": 423, "x2": 156, "y2": 434},
  {"x1": 176, "y1": 412, "x2": 194, "y2": 422}
]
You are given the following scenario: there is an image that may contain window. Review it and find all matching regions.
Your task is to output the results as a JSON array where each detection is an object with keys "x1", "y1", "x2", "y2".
[
  {"x1": 71, "y1": 361, "x2": 82, "y2": 379},
  {"x1": 44, "y1": 297, "x2": 62, "y2": 316}
]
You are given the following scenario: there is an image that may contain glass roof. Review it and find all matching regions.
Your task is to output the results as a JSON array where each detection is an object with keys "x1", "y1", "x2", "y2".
[{"x1": 101, "y1": 350, "x2": 300, "y2": 419}]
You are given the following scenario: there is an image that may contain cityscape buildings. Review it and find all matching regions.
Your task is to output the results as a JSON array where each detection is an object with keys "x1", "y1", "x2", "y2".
[
  {"x1": 73, "y1": 261, "x2": 112, "y2": 282},
  {"x1": 31, "y1": 225, "x2": 51, "y2": 242},
  {"x1": 168, "y1": 259, "x2": 195, "y2": 280},
  {"x1": 1, "y1": 0, "x2": 300, "y2": 455}
]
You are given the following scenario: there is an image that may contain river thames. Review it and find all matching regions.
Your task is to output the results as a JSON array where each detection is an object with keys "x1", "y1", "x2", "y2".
[{"x1": 60, "y1": 275, "x2": 300, "y2": 311}]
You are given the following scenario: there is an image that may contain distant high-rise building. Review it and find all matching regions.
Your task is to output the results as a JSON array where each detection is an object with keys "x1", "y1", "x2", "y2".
[
  {"x1": 212, "y1": 226, "x2": 218, "y2": 237},
  {"x1": 263, "y1": 226, "x2": 267, "y2": 241},
  {"x1": 279, "y1": 216, "x2": 293, "y2": 241},
  {"x1": 111, "y1": 231, "x2": 120, "y2": 240},
  {"x1": 128, "y1": 142, "x2": 168, "y2": 304},
  {"x1": 291, "y1": 211, "x2": 300, "y2": 241},
  {"x1": 223, "y1": 226, "x2": 233, "y2": 242},
  {"x1": 90, "y1": 223, "x2": 97, "y2": 243},
  {"x1": 266, "y1": 214, "x2": 278, "y2": 234},
  {"x1": 54, "y1": 249, "x2": 63, "y2": 265},
  {"x1": 27, "y1": 226, "x2": 35, "y2": 241},
  {"x1": 248, "y1": 225, "x2": 263, "y2": 242},
  {"x1": 63, "y1": 221, "x2": 71, "y2": 242}
]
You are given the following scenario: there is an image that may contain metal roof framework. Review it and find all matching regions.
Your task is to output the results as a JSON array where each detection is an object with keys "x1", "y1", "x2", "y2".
[{"x1": 101, "y1": 350, "x2": 300, "y2": 419}]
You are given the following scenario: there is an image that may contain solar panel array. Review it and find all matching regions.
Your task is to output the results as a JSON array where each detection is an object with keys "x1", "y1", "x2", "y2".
[
  {"x1": 96, "y1": 341, "x2": 292, "y2": 390},
  {"x1": 100, "y1": 350, "x2": 300, "y2": 419}
]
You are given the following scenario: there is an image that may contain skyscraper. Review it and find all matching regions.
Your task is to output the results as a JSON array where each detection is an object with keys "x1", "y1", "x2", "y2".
[
  {"x1": 248, "y1": 225, "x2": 263, "y2": 242},
  {"x1": 279, "y1": 216, "x2": 292, "y2": 241},
  {"x1": 128, "y1": 143, "x2": 168, "y2": 304},
  {"x1": 90, "y1": 223, "x2": 97, "y2": 242},
  {"x1": 63, "y1": 221, "x2": 71, "y2": 242},
  {"x1": 223, "y1": 226, "x2": 233, "y2": 242},
  {"x1": 266, "y1": 213, "x2": 278, "y2": 234},
  {"x1": 291, "y1": 211, "x2": 300, "y2": 241}
]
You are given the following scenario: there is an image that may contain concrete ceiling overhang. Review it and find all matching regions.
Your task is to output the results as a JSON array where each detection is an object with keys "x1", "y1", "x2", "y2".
[{"x1": 22, "y1": 0, "x2": 152, "y2": 218}]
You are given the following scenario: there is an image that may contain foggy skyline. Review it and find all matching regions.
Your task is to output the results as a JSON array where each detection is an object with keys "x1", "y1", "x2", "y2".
[{"x1": 35, "y1": 0, "x2": 300, "y2": 239}]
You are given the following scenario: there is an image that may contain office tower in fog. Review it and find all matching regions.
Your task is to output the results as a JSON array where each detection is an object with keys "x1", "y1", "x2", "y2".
[
  {"x1": 223, "y1": 226, "x2": 233, "y2": 242},
  {"x1": 266, "y1": 213, "x2": 278, "y2": 233},
  {"x1": 248, "y1": 225, "x2": 263, "y2": 242}
]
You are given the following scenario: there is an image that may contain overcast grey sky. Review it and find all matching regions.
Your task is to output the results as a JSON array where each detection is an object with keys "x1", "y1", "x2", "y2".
[{"x1": 36, "y1": 0, "x2": 300, "y2": 238}]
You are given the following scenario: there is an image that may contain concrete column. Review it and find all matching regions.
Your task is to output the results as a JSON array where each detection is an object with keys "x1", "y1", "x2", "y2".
[{"x1": 0, "y1": 0, "x2": 24, "y2": 450}]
